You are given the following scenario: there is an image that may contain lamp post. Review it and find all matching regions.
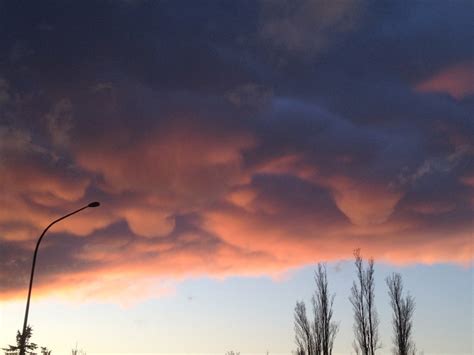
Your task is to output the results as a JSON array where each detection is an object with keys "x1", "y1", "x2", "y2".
[{"x1": 19, "y1": 202, "x2": 100, "y2": 355}]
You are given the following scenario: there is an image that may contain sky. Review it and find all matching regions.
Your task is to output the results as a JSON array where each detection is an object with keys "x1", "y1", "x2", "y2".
[{"x1": 0, "y1": 0, "x2": 473, "y2": 354}]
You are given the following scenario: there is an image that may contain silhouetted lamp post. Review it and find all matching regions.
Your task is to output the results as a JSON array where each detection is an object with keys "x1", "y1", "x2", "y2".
[{"x1": 19, "y1": 202, "x2": 100, "y2": 355}]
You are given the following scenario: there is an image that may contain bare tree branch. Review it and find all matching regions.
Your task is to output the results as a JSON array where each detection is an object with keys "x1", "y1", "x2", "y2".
[
  {"x1": 312, "y1": 263, "x2": 339, "y2": 355},
  {"x1": 386, "y1": 273, "x2": 416, "y2": 355},
  {"x1": 349, "y1": 249, "x2": 381, "y2": 355},
  {"x1": 294, "y1": 300, "x2": 314, "y2": 355}
]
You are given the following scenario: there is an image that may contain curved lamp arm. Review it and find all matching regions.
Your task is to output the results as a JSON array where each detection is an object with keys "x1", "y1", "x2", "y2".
[{"x1": 19, "y1": 202, "x2": 100, "y2": 355}]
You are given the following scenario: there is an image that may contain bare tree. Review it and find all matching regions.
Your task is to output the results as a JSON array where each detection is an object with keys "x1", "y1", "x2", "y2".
[
  {"x1": 349, "y1": 249, "x2": 381, "y2": 355},
  {"x1": 386, "y1": 273, "x2": 416, "y2": 355},
  {"x1": 294, "y1": 300, "x2": 314, "y2": 355},
  {"x1": 71, "y1": 344, "x2": 86, "y2": 355},
  {"x1": 312, "y1": 264, "x2": 339, "y2": 355},
  {"x1": 294, "y1": 264, "x2": 339, "y2": 355}
]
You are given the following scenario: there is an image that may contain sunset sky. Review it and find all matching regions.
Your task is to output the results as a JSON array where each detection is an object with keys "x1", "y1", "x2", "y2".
[{"x1": 0, "y1": 1, "x2": 473, "y2": 354}]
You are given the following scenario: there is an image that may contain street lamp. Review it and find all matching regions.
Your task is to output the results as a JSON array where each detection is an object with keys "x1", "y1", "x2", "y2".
[{"x1": 19, "y1": 202, "x2": 101, "y2": 355}]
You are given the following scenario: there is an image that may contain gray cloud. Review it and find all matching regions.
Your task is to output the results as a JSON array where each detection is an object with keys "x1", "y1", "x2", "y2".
[{"x1": 259, "y1": 0, "x2": 365, "y2": 55}]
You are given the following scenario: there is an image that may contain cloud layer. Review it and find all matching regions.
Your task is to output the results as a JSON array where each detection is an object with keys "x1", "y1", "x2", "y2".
[{"x1": 0, "y1": 0, "x2": 472, "y2": 303}]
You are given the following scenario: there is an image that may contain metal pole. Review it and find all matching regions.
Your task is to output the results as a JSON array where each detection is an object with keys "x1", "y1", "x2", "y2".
[{"x1": 19, "y1": 202, "x2": 100, "y2": 355}]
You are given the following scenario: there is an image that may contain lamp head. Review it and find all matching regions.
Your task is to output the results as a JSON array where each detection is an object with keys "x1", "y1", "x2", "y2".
[{"x1": 88, "y1": 201, "x2": 101, "y2": 208}]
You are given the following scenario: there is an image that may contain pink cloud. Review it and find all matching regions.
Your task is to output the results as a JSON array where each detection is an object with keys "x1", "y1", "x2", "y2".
[
  {"x1": 1, "y1": 118, "x2": 472, "y2": 303},
  {"x1": 415, "y1": 62, "x2": 474, "y2": 99}
]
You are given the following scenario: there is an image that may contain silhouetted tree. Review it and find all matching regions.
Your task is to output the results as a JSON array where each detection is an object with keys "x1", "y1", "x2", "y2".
[
  {"x1": 294, "y1": 300, "x2": 314, "y2": 355},
  {"x1": 349, "y1": 249, "x2": 380, "y2": 355},
  {"x1": 312, "y1": 264, "x2": 339, "y2": 355},
  {"x1": 294, "y1": 264, "x2": 339, "y2": 355},
  {"x1": 2, "y1": 325, "x2": 37, "y2": 354},
  {"x1": 41, "y1": 346, "x2": 52, "y2": 355},
  {"x1": 386, "y1": 273, "x2": 416, "y2": 355},
  {"x1": 71, "y1": 344, "x2": 87, "y2": 355}
]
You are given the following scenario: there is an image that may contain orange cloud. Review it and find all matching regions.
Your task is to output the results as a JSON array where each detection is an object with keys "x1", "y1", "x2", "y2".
[
  {"x1": 415, "y1": 62, "x2": 474, "y2": 99},
  {"x1": 1, "y1": 120, "x2": 472, "y2": 304},
  {"x1": 1, "y1": 161, "x2": 89, "y2": 202},
  {"x1": 1, "y1": 195, "x2": 470, "y2": 304},
  {"x1": 0, "y1": 191, "x2": 116, "y2": 241},
  {"x1": 255, "y1": 154, "x2": 403, "y2": 226},
  {"x1": 119, "y1": 206, "x2": 175, "y2": 238},
  {"x1": 76, "y1": 121, "x2": 254, "y2": 207},
  {"x1": 324, "y1": 175, "x2": 402, "y2": 226}
]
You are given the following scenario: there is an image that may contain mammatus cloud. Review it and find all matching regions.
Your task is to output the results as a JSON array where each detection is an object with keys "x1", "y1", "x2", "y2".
[
  {"x1": 0, "y1": 0, "x2": 472, "y2": 304},
  {"x1": 1, "y1": 100, "x2": 472, "y2": 303}
]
